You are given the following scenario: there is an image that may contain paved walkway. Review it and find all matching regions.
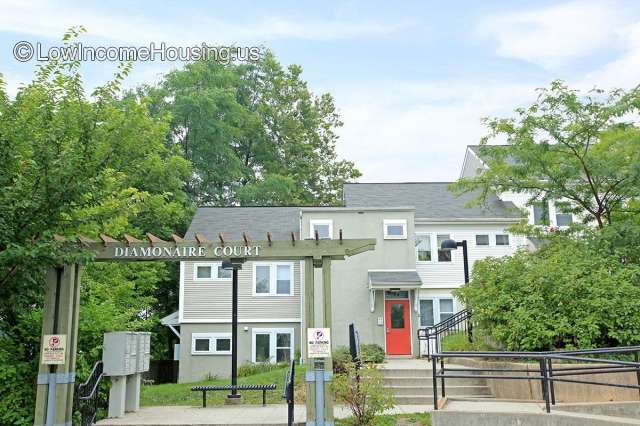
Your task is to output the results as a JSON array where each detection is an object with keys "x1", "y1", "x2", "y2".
[{"x1": 97, "y1": 404, "x2": 433, "y2": 425}]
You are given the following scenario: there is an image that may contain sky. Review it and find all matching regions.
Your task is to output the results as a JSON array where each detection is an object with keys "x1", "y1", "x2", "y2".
[{"x1": 1, "y1": 0, "x2": 640, "y2": 182}]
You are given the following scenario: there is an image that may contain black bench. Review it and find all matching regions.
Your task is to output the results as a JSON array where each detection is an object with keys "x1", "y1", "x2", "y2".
[{"x1": 191, "y1": 384, "x2": 277, "y2": 407}]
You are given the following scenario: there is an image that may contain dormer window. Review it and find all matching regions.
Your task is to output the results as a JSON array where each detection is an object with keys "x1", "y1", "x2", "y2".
[
  {"x1": 310, "y1": 220, "x2": 333, "y2": 239},
  {"x1": 383, "y1": 220, "x2": 407, "y2": 239}
]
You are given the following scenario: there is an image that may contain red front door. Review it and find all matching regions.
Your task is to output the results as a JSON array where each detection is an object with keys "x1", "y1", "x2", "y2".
[{"x1": 385, "y1": 299, "x2": 411, "y2": 355}]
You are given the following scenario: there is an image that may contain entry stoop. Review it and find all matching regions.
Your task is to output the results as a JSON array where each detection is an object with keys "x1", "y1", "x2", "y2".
[{"x1": 379, "y1": 359, "x2": 493, "y2": 405}]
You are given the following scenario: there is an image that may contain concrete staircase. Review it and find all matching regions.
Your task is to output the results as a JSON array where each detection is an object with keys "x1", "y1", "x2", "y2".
[{"x1": 380, "y1": 359, "x2": 492, "y2": 405}]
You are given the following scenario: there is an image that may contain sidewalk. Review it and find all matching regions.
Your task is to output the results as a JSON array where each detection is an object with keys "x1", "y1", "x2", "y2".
[{"x1": 97, "y1": 404, "x2": 433, "y2": 425}]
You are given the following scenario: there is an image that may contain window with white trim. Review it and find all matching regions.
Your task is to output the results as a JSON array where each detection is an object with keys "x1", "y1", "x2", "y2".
[
  {"x1": 495, "y1": 234, "x2": 510, "y2": 246},
  {"x1": 415, "y1": 234, "x2": 431, "y2": 262},
  {"x1": 419, "y1": 299, "x2": 434, "y2": 327},
  {"x1": 191, "y1": 333, "x2": 232, "y2": 355},
  {"x1": 194, "y1": 262, "x2": 232, "y2": 281},
  {"x1": 475, "y1": 234, "x2": 489, "y2": 246},
  {"x1": 439, "y1": 298, "x2": 455, "y2": 322},
  {"x1": 253, "y1": 262, "x2": 294, "y2": 296},
  {"x1": 252, "y1": 328, "x2": 294, "y2": 363},
  {"x1": 555, "y1": 202, "x2": 573, "y2": 227},
  {"x1": 437, "y1": 234, "x2": 452, "y2": 262},
  {"x1": 533, "y1": 202, "x2": 550, "y2": 225},
  {"x1": 310, "y1": 219, "x2": 333, "y2": 239},
  {"x1": 383, "y1": 219, "x2": 407, "y2": 239}
]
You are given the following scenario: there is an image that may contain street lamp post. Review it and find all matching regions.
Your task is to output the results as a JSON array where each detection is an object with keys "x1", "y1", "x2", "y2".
[
  {"x1": 440, "y1": 239, "x2": 469, "y2": 283},
  {"x1": 222, "y1": 259, "x2": 243, "y2": 401}
]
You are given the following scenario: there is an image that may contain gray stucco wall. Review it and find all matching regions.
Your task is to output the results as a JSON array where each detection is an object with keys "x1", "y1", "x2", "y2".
[
  {"x1": 179, "y1": 322, "x2": 301, "y2": 383},
  {"x1": 301, "y1": 208, "x2": 420, "y2": 356}
]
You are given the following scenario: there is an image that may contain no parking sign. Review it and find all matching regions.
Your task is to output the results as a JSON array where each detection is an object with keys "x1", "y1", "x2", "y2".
[
  {"x1": 307, "y1": 328, "x2": 331, "y2": 358},
  {"x1": 41, "y1": 334, "x2": 67, "y2": 365}
]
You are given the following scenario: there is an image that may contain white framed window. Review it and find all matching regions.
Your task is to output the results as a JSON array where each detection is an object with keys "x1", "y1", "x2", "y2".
[
  {"x1": 554, "y1": 202, "x2": 573, "y2": 227},
  {"x1": 193, "y1": 262, "x2": 232, "y2": 281},
  {"x1": 419, "y1": 297, "x2": 456, "y2": 326},
  {"x1": 475, "y1": 234, "x2": 490, "y2": 246},
  {"x1": 437, "y1": 234, "x2": 452, "y2": 262},
  {"x1": 415, "y1": 234, "x2": 432, "y2": 262},
  {"x1": 310, "y1": 219, "x2": 333, "y2": 239},
  {"x1": 191, "y1": 333, "x2": 232, "y2": 355},
  {"x1": 252, "y1": 262, "x2": 294, "y2": 296},
  {"x1": 252, "y1": 328, "x2": 294, "y2": 363},
  {"x1": 495, "y1": 234, "x2": 510, "y2": 246},
  {"x1": 439, "y1": 298, "x2": 455, "y2": 322},
  {"x1": 383, "y1": 219, "x2": 407, "y2": 239},
  {"x1": 419, "y1": 299, "x2": 435, "y2": 327},
  {"x1": 533, "y1": 202, "x2": 550, "y2": 225}
]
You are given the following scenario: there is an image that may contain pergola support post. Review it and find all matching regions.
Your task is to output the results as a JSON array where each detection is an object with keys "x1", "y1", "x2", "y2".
[
  {"x1": 321, "y1": 257, "x2": 334, "y2": 425},
  {"x1": 304, "y1": 257, "x2": 316, "y2": 424},
  {"x1": 34, "y1": 264, "x2": 82, "y2": 426}
]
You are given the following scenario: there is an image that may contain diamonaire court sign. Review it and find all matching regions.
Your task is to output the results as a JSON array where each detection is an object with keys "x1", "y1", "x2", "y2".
[
  {"x1": 113, "y1": 245, "x2": 262, "y2": 259},
  {"x1": 307, "y1": 328, "x2": 331, "y2": 358}
]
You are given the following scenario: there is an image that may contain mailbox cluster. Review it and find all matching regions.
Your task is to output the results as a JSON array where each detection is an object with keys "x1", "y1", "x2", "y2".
[
  {"x1": 102, "y1": 332, "x2": 151, "y2": 418},
  {"x1": 103, "y1": 331, "x2": 151, "y2": 376}
]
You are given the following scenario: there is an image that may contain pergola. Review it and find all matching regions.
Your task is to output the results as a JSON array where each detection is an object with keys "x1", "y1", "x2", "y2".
[{"x1": 35, "y1": 232, "x2": 376, "y2": 426}]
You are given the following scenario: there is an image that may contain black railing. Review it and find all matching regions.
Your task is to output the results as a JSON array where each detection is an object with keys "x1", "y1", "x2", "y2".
[
  {"x1": 75, "y1": 360, "x2": 106, "y2": 426},
  {"x1": 417, "y1": 309, "x2": 472, "y2": 359},
  {"x1": 430, "y1": 346, "x2": 640, "y2": 413},
  {"x1": 282, "y1": 359, "x2": 296, "y2": 426}
]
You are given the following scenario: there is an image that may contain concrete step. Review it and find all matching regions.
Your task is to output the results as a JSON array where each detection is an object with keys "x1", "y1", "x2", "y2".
[
  {"x1": 396, "y1": 393, "x2": 494, "y2": 405},
  {"x1": 380, "y1": 368, "x2": 432, "y2": 378},
  {"x1": 383, "y1": 376, "x2": 487, "y2": 386},
  {"x1": 386, "y1": 385, "x2": 492, "y2": 397}
]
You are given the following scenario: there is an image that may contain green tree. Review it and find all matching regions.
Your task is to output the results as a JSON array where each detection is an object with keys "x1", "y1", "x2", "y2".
[
  {"x1": 454, "y1": 81, "x2": 640, "y2": 228},
  {"x1": 0, "y1": 29, "x2": 192, "y2": 425},
  {"x1": 455, "y1": 222, "x2": 640, "y2": 351},
  {"x1": 144, "y1": 51, "x2": 360, "y2": 206}
]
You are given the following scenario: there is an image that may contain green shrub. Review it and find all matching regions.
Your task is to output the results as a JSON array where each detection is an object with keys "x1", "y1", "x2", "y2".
[
  {"x1": 332, "y1": 346, "x2": 353, "y2": 374},
  {"x1": 332, "y1": 343, "x2": 385, "y2": 374},
  {"x1": 332, "y1": 362, "x2": 395, "y2": 426},
  {"x1": 237, "y1": 362, "x2": 288, "y2": 377},
  {"x1": 456, "y1": 224, "x2": 640, "y2": 351},
  {"x1": 360, "y1": 344, "x2": 385, "y2": 364}
]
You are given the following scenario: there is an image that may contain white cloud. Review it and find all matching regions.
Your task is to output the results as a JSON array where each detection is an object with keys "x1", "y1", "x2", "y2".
[
  {"x1": 580, "y1": 21, "x2": 640, "y2": 89},
  {"x1": 0, "y1": 0, "x2": 411, "y2": 44},
  {"x1": 333, "y1": 81, "x2": 540, "y2": 182},
  {"x1": 476, "y1": 1, "x2": 626, "y2": 69}
]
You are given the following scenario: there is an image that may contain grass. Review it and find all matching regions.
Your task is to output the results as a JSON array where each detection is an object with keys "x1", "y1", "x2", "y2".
[
  {"x1": 336, "y1": 412, "x2": 431, "y2": 426},
  {"x1": 140, "y1": 364, "x2": 306, "y2": 406},
  {"x1": 440, "y1": 331, "x2": 493, "y2": 352}
]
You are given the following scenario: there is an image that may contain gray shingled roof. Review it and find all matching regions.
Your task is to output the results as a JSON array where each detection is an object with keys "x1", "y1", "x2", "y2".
[
  {"x1": 368, "y1": 270, "x2": 422, "y2": 288},
  {"x1": 344, "y1": 182, "x2": 520, "y2": 220},
  {"x1": 184, "y1": 207, "x2": 301, "y2": 241}
]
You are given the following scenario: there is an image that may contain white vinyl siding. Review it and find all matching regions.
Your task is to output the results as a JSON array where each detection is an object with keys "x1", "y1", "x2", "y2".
[
  {"x1": 182, "y1": 260, "x2": 301, "y2": 322},
  {"x1": 415, "y1": 224, "x2": 523, "y2": 289}
]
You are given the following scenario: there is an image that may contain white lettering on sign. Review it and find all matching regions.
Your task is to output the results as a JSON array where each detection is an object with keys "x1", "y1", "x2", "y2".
[
  {"x1": 42, "y1": 334, "x2": 67, "y2": 365},
  {"x1": 307, "y1": 328, "x2": 331, "y2": 358},
  {"x1": 113, "y1": 245, "x2": 262, "y2": 258}
]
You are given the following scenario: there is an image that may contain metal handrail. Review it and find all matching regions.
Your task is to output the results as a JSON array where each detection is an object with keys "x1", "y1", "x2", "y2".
[
  {"x1": 430, "y1": 346, "x2": 640, "y2": 413},
  {"x1": 75, "y1": 360, "x2": 105, "y2": 426},
  {"x1": 417, "y1": 309, "x2": 472, "y2": 359}
]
